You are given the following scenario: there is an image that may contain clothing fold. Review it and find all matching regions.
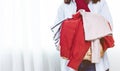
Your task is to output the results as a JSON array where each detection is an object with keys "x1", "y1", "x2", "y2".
[{"x1": 60, "y1": 11, "x2": 114, "y2": 70}]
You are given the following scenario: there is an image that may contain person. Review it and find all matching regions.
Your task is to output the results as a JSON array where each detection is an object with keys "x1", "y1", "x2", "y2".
[{"x1": 51, "y1": 0, "x2": 113, "y2": 71}]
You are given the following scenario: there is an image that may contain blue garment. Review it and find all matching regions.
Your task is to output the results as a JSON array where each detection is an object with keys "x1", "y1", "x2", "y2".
[
  {"x1": 78, "y1": 60, "x2": 109, "y2": 71},
  {"x1": 78, "y1": 60, "x2": 96, "y2": 71}
]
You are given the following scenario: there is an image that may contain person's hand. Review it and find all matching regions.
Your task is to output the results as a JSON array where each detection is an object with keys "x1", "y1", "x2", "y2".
[
  {"x1": 62, "y1": 57, "x2": 68, "y2": 60},
  {"x1": 83, "y1": 48, "x2": 92, "y2": 61},
  {"x1": 58, "y1": 45, "x2": 69, "y2": 60},
  {"x1": 56, "y1": 45, "x2": 61, "y2": 51},
  {"x1": 83, "y1": 43, "x2": 104, "y2": 61},
  {"x1": 100, "y1": 43, "x2": 104, "y2": 58}
]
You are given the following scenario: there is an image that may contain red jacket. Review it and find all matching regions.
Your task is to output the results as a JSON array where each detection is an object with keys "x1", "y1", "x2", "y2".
[{"x1": 60, "y1": 12, "x2": 114, "y2": 70}]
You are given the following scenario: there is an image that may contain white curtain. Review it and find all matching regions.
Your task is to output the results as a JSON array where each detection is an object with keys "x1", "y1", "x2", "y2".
[{"x1": 0, "y1": 0, "x2": 61, "y2": 71}]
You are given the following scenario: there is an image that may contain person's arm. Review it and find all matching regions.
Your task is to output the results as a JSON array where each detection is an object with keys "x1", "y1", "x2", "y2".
[
  {"x1": 54, "y1": 4, "x2": 65, "y2": 25},
  {"x1": 51, "y1": 3, "x2": 65, "y2": 49},
  {"x1": 99, "y1": 0, "x2": 113, "y2": 57},
  {"x1": 99, "y1": 0, "x2": 113, "y2": 29}
]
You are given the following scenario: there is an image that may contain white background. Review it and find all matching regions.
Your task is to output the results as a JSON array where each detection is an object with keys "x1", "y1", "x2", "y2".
[{"x1": 0, "y1": 0, "x2": 120, "y2": 71}]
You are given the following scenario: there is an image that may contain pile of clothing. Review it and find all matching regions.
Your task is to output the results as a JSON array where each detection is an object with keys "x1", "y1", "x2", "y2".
[{"x1": 60, "y1": 10, "x2": 114, "y2": 70}]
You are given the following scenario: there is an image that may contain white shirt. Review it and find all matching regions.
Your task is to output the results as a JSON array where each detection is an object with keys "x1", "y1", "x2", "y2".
[{"x1": 51, "y1": 0, "x2": 113, "y2": 71}]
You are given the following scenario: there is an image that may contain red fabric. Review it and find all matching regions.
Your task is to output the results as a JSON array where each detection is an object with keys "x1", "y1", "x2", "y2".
[
  {"x1": 100, "y1": 36, "x2": 114, "y2": 51},
  {"x1": 60, "y1": 12, "x2": 91, "y2": 70},
  {"x1": 75, "y1": 0, "x2": 90, "y2": 12},
  {"x1": 60, "y1": 12, "x2": 115, "y2": 70}
]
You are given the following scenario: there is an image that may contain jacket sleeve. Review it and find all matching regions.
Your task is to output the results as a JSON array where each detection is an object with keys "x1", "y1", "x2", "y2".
[
  {"x1": 99, "y1": 0, "x2": 115, "y2": 51},
  {"x1": 99, "y1": 0, "x2": 113, "y2": 30},
  {"x1": 51, "y1": 3, "x2": 65, "y2": 48}
]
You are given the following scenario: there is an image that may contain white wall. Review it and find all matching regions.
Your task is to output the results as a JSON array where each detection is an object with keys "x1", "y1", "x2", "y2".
[{"x1": 106, "y1": 0, "x2": 120, "y2": 71}]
